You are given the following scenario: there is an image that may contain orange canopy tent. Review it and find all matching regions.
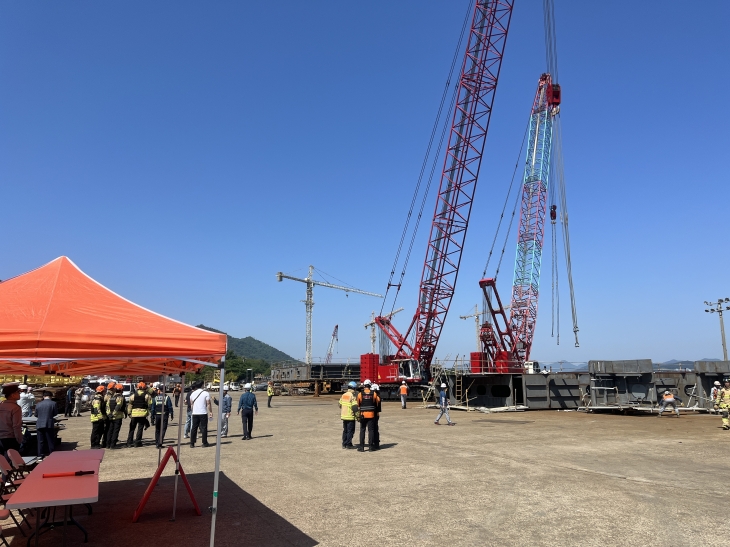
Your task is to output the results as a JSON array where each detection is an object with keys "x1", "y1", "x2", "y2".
[{"x1": 0, "y1": 256, "x2": 226, "y2": 377}]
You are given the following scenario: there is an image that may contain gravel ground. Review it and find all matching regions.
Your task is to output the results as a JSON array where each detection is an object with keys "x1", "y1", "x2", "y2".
[{"x1": 3, "y1": 395, "x2": 727, "y2": 546}]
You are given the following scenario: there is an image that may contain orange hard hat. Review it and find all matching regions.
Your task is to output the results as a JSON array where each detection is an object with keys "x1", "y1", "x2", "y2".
[
  {"x1": 137, "y1": 382, "x2": 146, "y2": 389},
  {"x1": 95, "y1": 386, "x2": 105, "y2": 393},
  {"x1": 107, "y1": 382, "x2": 115, "y2": 389},
  {"x1": 115, "y1": 384, "x2": 123, "y2": 390}
]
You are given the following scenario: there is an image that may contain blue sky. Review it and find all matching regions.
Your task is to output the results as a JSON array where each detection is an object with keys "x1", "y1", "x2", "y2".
[{"x1": 1, "y1": 1, "x2": 728, "y2": 364}]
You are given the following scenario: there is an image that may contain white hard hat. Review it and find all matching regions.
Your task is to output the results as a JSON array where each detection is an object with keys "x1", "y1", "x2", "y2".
[
  {"x1": 714, "y1": 381, "x2": 721, "y2": 386},
  {"x1": 363, "y1": 379, "x2": 372, "y2": 386},
  {"x1": 371, "y1": 384, "x2": 379, "y2": 390},
  {"x1": 18, "y1": 385, "x2": 27, "y2": 390},
  {"x1": 402, "y1": 381, "x2": 406, "y2": 384},
  {"x1": 664, "y1": 390, "x2": 670, "y2": 394},
  {"x1": 244, "y1": 383, "x2": 251, "y2": 389},
  {"x1": 441, "y1": 383, "x2": 447, "y2": 388}
]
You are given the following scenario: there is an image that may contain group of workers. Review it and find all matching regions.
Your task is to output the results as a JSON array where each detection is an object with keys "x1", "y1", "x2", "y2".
[
  {"x1": 84, "y1": 381, "x2": 174, "y2": 450},
  {"x1": 339, "y1": 378, "x2": 458, "y2": 452}
]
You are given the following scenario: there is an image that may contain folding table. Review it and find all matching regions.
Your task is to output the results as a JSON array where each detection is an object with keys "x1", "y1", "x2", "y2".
[{"x1": 6, "y1": 449, "x2": 104, "y2": 546}]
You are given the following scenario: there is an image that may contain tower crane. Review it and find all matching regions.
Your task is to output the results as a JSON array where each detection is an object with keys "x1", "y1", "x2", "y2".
[
  {"x1": 372, "y1": 0, "x2": 514, "y2": 382},
  {"x1": 460, "y1": 305, "x2": 484, "y2": 352},
  {"x1": 277, "y1": 265, "x2": 382, "y2": 364},
  {"x1": 324, "y1": 325, "x2": 338, "y2": 365}
]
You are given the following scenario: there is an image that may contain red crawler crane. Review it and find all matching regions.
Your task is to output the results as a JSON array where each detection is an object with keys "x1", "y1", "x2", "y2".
[{"x1": 368, "y1": 0, "x2": 514, "y2": 383}]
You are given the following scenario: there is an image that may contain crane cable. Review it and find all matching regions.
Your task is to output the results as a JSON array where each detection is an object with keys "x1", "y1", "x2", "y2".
[
  {"x1": 380, "y1": 0, "x2": 474, "y2": 316},
  {"x1": 544, "y1": 0, "x2": 579, "y2": 347}
]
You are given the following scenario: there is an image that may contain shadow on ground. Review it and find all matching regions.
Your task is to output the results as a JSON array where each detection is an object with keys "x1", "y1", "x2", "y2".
[{"x1": 6, "y1": 472, "x2": 317, "y2": 547}]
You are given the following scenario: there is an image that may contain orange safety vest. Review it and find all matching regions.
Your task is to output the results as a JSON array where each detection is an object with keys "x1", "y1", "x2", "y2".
[
  {"x1": 663, "y1": 393, "x2": 674, "y2": 400},
  {"x1": 399, "y1": 385, "x2": 408, "y2": 395}
]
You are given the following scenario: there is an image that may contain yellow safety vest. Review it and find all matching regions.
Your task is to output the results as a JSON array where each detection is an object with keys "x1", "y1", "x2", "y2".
[
  {"x1": 128, "y1": 390, "x2": 149, "y2": 418},
  {"x1": 107, "y1": 394, "x2": 126, "y2": 420},
  {"x1": 339, "y1": 390, "x2": 358, "y2": 421},
  {"x1": 90, "y1": 396, "x2": 104, "y2": 422},
  {"x1": 267, "y1": 386, "x2": 274, "y2": 396}
]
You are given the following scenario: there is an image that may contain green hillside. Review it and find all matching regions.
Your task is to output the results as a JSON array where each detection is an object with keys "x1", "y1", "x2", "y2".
[{"x1": 196, "y1": 325, "x2": 295, "y2": 362}]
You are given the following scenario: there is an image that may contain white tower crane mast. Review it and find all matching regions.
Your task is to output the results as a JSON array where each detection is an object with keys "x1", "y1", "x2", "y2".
[
  {"x1": 276, "y1": 265, "x2": 382, "y2": 364},
  {"x1": 365, "y1": 308, "x2": 404, "y2": 354}
]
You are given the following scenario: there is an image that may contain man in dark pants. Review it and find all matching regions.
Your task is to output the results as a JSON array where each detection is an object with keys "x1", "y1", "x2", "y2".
[
  {"x1": 371, "y1": 383, "x2": 381, "y2": 450},
  {"x1": 100, "y1": 382, "x2": 115, "y2": 448},
  {"x1": 267, "y1": 382, "x2": 274, "y2": 408},
  {"x1": 356, "y1": 380, "x2": 380, "y2": 452},
  {"x1": 237, "y1": 383, "x2": 258, "y2": 440},
  {"x1": 90, "y1": 386, "x2": 106, "y2": 449},
  {"x1": 126, "y1": 382, "x2": 151, "y2": 448},
  {"x1": 189, "y1": 381, "x2": 212, "y2": 448},
  {"x1": 338, "y1": 381, "x2": 358, "y2": 449},
  {"x1": 152, "y1": 387, "x2": 174, "y2": 448},
  {"x1": 35, "y1": 391, "x2": 57, "y2": 457},
  {"x1": 106, "y1": 384, "x2": 126, "y2": 449},
  {"x1": 65, "y1": 386, "x2": 75, "y2": 417}
]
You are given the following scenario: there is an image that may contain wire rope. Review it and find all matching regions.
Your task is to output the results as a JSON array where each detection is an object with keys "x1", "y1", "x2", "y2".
[{"x1": 381, "y1": 0, "x2": 474, "y2": 316}]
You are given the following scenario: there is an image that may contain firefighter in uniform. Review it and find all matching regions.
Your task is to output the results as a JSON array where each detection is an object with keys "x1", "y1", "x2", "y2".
[
  {"x1": 100, "y1": 381, "x2": 115, "y2": 448},
  {"x1": 714, "y1": 380, "x2": 730, "y2": 430},
  {"x1": 356, "y1": 380, "x2": 380, "y2": 452},
  {"x1": 338, "y1": 381, "x2": 359, "y2": 449},
  {"x1": 152, "y1": 387, "x2": 174, "y2": 448},
  {"x1": 106, "y1": 384, "x2": 126, "y2": 449},
  {"x1": 126, "y1": 382, "x2": 151, "y2": 447},
  {"x1": 90, "y1": 386, "x2": 106, "y2": 449}
]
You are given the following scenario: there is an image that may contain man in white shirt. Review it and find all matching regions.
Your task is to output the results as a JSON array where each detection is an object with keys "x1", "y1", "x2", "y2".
[
  {"x1": 189, "y1": 381, "x2": 213, "y2": 448},
  {"x1": 18, "y1": 385, "x2": 36, "y2": 418}
]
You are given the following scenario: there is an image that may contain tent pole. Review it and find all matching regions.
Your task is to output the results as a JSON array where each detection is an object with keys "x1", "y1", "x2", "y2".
[
  {"x1": 171, "y1": 370, "x2": 185, "y2": 521},
  {"x1": 209, "y1": 357, "x2": 225, "y2": 547},
  {"x1": 158, "y1": 375, "x2": 167, "y2": 467}
]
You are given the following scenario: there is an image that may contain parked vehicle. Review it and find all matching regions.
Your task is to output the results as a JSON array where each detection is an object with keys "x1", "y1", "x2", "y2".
[{"x1": 229, "y1": 382, "x2": 240, "y2": 391}]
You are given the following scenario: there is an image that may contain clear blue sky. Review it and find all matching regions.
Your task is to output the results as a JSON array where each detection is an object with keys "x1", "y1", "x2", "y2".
[{"x1": 1, "y1": 1, "x2": 728, "y2": 364}]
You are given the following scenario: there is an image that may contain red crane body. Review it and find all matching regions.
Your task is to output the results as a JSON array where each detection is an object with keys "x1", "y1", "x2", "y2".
[{"x1": 373, "y1": 0, "x2": 514, "y2": 382}]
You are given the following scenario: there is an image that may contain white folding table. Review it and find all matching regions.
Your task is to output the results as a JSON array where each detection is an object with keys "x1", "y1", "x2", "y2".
[{"x1": 6, "y1": 449, "x2": 104, "y2": 546}]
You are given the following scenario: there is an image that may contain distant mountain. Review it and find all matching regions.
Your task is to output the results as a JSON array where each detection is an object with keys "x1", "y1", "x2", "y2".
[
  {"x1": 196, "y1": 325, "x2": 295, "y2": 362},
  {"x1": 541, "y1": 362, "x2": 588, "y2": 372}
]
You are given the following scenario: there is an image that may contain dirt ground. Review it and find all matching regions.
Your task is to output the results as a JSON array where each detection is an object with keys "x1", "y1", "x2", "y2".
[{"x1": 4, "y1": 395, "x2": 727, "y2": 546}]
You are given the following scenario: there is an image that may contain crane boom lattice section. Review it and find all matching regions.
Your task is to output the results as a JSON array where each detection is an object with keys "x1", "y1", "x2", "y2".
[
  {"x1": 377, "y1": 0, "x2": 514, "y2": 377},
  {"x1": 509, "y1": 73, "x2": 559, "y2": 362}
]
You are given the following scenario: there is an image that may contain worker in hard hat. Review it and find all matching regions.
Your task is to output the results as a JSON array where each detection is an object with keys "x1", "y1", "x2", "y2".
[
  {"x1": 106, "y1": 384, "x2": 127, "y2": 449},
  {"x1": 714, "y1": 380, "x2": 730, "y2": 430},
  {"x1": 371, "y1": 383, "x2": 382, "y2": 451},
  {"x1": 18, "y1": 385, "x2": 35, "y2": 418},
  {"x1": 657, "y1": 390, "x2": 681, "y2": 418},
  {"x1": 267, "y1": 382, "x2": 274, "y2": 408},
  {"x1": 710, "y1": 380, "x2": 722, "y2": 408},
  {"x1": 356, "y1": 380, "x2": 380, "y2": 451},
  {"x1": 338, "y1": 381, "x2": 359, "y2": 449},
  {"x1": 399, "y1": 380, "x2": 409, "y2": 409},
  {"x1": 434, "y1": 382, "x2": 455, "y2": 425},
  {"x1": 237, "y1": 383, "x2": 258, "y2": 440},
  {"x1": 90, "y1": 385, "x2": 107, "y2": 449},
  {"x1": 151, "y1": 386, "x2": 174, "y2": 448},
  {"x1": 100, "y1": 381, "x2": 115, "y2": 448},
  {"x1": 126, "y1": 382, "x2": 151, "y2": 448}
]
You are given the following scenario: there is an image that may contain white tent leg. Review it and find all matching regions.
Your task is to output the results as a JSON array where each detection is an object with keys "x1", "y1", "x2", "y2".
[
  {"x1": 171, "y1": 371, "x2": 185, "y2": 521},
  {"x1": 209, "y1": 359, "x2": 225, "y2": 546}
]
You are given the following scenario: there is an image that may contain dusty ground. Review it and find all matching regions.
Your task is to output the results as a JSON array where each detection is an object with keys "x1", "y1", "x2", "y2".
[{"x1": 3, "y1": 395, "x2": 727, "y2": 546}]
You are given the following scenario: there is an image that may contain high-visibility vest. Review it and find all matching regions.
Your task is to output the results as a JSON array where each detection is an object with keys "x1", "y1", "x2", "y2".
[
  {"x1": 399, "y1": 385, "x2": 408, "y2": 395},
  {"x1": 107, "y1": 394, "x2": 126, "y2": 420},
  {"x1": 663, "y1": 393, "x2": 674, "y2": 400},
  {"x1": 718, "y1": 388, "x2": 730, "y2": 407},
  {"x1": 358, "y1": 389, "x2": 378, "y2": 419},
  {"x1": 339, "y1": 390, "x2": 358, "y2": 421},
  {"x1": 90, "y1": 396, "x2": 104, "y2": 422},
  {"x1": 129, "y1": 390, "x2": 149, "y2": 418},
  {"x1": 267, "y1": 386, "x2": 274, "y2": 396}
]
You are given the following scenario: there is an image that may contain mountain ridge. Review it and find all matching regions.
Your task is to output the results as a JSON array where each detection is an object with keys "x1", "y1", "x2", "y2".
[{"x1": 196, "y1": 325, "x2": 295, "y2": 362}]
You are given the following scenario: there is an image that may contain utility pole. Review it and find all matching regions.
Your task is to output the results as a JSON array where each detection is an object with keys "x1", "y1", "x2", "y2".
[
  {"x1": 277, "y1": 265, "x2": 382, "y2": 364},
  {"x1": 459, "y1": 305, "x2": 483, "y2": 352},
  {"x1": 705, "y1": 298, "x2": 730, "y2": 361}
]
